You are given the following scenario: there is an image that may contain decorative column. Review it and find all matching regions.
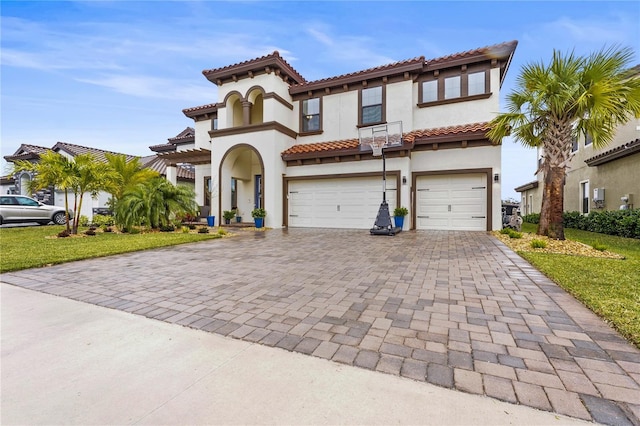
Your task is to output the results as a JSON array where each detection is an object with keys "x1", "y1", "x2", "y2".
[{"x1": 242, "y1": 101, "x2": 252, "y2": 126}]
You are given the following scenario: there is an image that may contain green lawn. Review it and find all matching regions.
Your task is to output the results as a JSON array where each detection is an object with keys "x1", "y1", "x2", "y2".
[
  {"x1": 520, "y1": 222, "x2": 640, "y2": 348},
  {"x1": 0, "y1": 225, "x2": 222, "y2": 273}
]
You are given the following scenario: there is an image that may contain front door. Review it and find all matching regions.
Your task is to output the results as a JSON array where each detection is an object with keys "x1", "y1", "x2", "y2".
[{"x1": 254, "y1": 175, "x2": 262, "y2": 209}]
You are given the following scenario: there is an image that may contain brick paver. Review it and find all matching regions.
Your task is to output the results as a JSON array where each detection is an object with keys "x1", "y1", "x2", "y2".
[{"x1": 2, "y1": 229, "x2": 639, "y2": 425}]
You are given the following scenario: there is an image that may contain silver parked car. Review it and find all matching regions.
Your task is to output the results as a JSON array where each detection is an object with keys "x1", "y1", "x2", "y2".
[{"x1": 0, "y1": 195, "x2": 70, "y2": 225}]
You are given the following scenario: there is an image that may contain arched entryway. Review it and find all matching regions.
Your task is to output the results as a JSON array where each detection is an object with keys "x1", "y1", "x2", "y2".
[{"x1": 219, "y1": 144, "x2": 264, "y2": 222}]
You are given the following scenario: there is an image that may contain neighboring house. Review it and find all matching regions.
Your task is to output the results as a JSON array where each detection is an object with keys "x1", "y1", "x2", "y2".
[
  {"x1": 162, "y1": 41, "x2": 518, "y2": 231},
  {"x1": 3, "y1": 141, "x2": 195, "y2": 219},
  {"x1": 515, "y1": 67, "x2": 640, "y2": 215}
]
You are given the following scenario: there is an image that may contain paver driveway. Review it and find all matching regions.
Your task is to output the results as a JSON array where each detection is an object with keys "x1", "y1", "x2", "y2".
[{"x1": 2, "y1": 229, "x2": 639, "y2": 425}]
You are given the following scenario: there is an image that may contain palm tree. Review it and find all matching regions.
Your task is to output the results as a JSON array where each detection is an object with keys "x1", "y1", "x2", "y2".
[
  {"x1": 115, "y1": 177, "x2": 198, "y2": 230},
  {"x1": 488, "y1": 47, "x2": 640, "y2": 239},
  {"x1": 70, "y1": 154, "x2": 118, "y2": 234},
  {"x1": 12, "y1": 151, "x2": 76, "y2": 233},
  {"x1": 104, "y1": 153, "x2": 158, "y2": 203}
]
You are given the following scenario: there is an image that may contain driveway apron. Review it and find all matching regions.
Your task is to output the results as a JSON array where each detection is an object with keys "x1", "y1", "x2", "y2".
[{"x1": 2, "y1": 229, "x2": 639, "y2": 425}]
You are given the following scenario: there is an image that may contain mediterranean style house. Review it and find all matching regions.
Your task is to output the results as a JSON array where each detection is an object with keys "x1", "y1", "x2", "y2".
[
  {"x1": 3, "y1": 142, "x2": 194, "y2": 219},
  {"x1": 158, "y1": 40, "x2": 518, "y2": 231},
  {"x1": 515, "y1": 66, "x2": 640, "y2": 216}
]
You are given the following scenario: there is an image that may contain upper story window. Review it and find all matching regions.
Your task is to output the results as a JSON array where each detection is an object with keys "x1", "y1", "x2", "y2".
[
  {"x1": 585, "y1": 133, "x2": 593, "y2": 146},
  {"x1": 301, "y1": 98, "x2": 321, "y2": 132},
  {"x1": 468, "y1": 72, "x2": 485, "y2": 96},
  {"x1": 419, "y1": 69, "x2": 490, "y2": 106},
  {"x1": 444, "y1": 76, "x2": 460, "y2": 99},
  {"x1": 422, "y1": 80, "x2": 438, "y2": 103},
  {"x1": 361, "y1": 86, "x2": 383, "y2": 125},
  {"x1": 212, "y1": 118, "x2": 218, "y2": 130}
]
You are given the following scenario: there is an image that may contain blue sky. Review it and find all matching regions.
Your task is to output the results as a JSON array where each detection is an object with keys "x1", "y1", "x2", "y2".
[{"x1": 2, "y1": 1, "x2": 639, "y2": 200}]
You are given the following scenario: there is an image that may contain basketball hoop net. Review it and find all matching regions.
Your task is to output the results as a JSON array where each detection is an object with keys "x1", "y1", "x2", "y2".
[{"x1": 369, "y1": 139, "x2": 384, "y2": 157}]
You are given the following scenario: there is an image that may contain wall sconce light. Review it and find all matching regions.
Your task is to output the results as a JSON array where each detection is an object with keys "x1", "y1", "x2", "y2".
[
  {"x1": 402, "y1": 176, "x2": 407, "y2": 185},
  {"x1": 494, "y1": 173, "x2": 500, "y2": 182}
]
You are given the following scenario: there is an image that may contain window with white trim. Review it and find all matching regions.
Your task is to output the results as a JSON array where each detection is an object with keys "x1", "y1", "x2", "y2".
[
  {"x1": 422, "y1": 80, "x2": 438, "y2": 103},
  {"x1": 468, "y1": 72, "x2": 485, "y2": 96},
  {"x1": 444, "y1": 76, "x2": 460, "y2": 99}
]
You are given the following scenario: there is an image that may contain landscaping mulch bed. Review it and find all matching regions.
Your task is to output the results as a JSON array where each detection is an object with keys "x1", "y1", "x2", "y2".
[{"x1": 492, "y1": 231, "x2": 625, "y2": 259}]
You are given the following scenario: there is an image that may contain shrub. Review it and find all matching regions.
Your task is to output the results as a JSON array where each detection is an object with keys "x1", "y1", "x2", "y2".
[
  {"x1": 102, "y1": 226, "x2": 113, "y2": 233},
  {"x1": 182, "y1": 226, "x2": 190, "y2": 233},
  {"x1": 85, "y1": 229, "x2": 96, "y2": 236},
  {"x1": 522, "y1": 213, "x2": 540, "y2": 224},
  {"x1": 57, "y1": 230, "x2": 70, "y2": 238},
  {"x1": 562, "y1": 209, "x2": 640, "y2": 238},
  {"x1": 251, "y1": 208, "x2": 267, "y2": 218},
  {"x1": 591, "y1": 241, "x2": 607, "y2": 251},
  {"x1": 198, "y1": 226, "x2": 209, "y2": 234},
  {"x1": 393, "y1": 206, "x2": 409, "y2": 217},
  {"x1": 188, "y1": 223, "x2": 197, "y2": 230},
  {"x1": 79, "y1": 215, "x2": 90, "y2": 227},
  {"x1": 530, "y1": 239, "x2": 547, "y2": 249},
  {"x1": 501, "y1": 228, "x2": 523, "y2": 239},
  {"x1": 159, "y1": 224, "x2": 175, "y2": 232},
  {"x1": 217, "y1": 228, "x2": 227, "y2": 236},
  {"x1": 92, "y1": 214, "x2": 115, "y2": 227}
]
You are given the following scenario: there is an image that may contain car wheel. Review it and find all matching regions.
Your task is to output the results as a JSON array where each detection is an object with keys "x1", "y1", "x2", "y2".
[{"x1": 52, "y1": 212, "x2": 67, "y2": 225}]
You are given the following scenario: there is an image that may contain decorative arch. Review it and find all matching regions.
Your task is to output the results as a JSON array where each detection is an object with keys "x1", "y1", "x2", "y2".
[
  {"x1": 224, "y1": 91, "x2": 244, "y2": 128},
  {"x1": 218, "y1": 143, "x2": 265, "y2": 221}
]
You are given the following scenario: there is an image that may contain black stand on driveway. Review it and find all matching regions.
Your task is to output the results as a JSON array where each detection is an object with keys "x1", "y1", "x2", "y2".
[{"x1": 370, "y1": 148, "x2": 401, "y2": 236}]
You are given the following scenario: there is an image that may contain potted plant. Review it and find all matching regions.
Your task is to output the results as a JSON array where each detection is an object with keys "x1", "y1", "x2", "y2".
[
  {"x1": 393, "y1": 206, "x2": 408, "y2": 229},
  {"x1": 251, "y1": 207, "x2": 266, "y2": 228},
  {"x1": 223, "y1": 210, "x2": 236, "y2": 225},
  {"x1": 235, "y1": 209, "x2": 242, "y2": 223}
]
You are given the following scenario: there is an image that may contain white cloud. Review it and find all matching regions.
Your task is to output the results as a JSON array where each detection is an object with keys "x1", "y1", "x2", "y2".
[{"x1": 75, "y1": 74, "x2": 215, "y2": 102}]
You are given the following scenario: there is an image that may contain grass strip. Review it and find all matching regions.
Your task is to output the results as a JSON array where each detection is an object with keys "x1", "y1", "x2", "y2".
[
  {"x1": 0, "y1": 225, "x2": 221, "y2": 273},
  {"x1": 519, "y1": 223, "x2": 639, "y2": 348}
]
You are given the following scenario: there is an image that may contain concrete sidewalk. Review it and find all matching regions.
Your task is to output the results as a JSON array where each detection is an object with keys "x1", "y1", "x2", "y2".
[{"x1": 1, "y1": 283, "x2": 589, "y2": 425}]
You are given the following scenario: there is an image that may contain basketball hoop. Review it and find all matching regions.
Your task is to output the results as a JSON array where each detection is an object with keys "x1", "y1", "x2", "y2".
[{"x1": 356, "y1": 121, "x2": 404, "y2": 236}]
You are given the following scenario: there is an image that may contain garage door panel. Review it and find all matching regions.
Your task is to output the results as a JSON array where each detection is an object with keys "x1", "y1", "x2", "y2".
[
  {"x1": 416, "y1": 174, "x2": 486, "y2": 231},
  {"x1": 289, "y1": 178, "x2": 395, "y2": 229}
]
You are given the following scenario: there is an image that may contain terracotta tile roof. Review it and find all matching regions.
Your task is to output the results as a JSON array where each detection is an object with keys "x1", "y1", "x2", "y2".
[
  {"x1": 290, "y1": 41, "x2": 517, "y2": 94},
  {"x1": 167, "y1": 127, "x2": 195, "y2": 145},
  {"x1": 426, "y1": 40, "x2": 517, "y2": 68},
  {"x1": 404, "y1": 122, "x2": 491, "y2": 143},
  {"x1": 141, "y1": 156, "x2": 195, "y2": 180},
  {"x1": 3, "y1": 144, "x2": 50, "y2": 162},
  {"x1": 281, "y1": 122, "x2": 491, "y2": 158},
  {"x1": 52, "y1": 142, "x2": 138, "y2": 163},
  {"x1": 182, "y1": 103, "x2": 218, "y2": 116},
  {"x1": 149, "y1": 143, "x2": 176, "y2": 153},
  {"x1": 585, "y1": 138, "x2": 640, "y2": 166},
  {"x1": 289, "y1": 56, "x2": 425, "y2": 93},
  {"x1": 202, "y1": 50, "x2": 306, "y2": 85}
]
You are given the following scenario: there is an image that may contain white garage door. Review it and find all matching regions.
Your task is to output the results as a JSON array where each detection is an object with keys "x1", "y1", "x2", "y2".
[
  {"x1": 288, "y1": 177, "x2": 397, "y2": 229},
  {"x1": 416, "y1": 174, "x2": 487, "y2": 231}
]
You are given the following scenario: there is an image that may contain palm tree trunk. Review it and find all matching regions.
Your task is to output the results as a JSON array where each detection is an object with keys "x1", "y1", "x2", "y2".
[
  {"x1": 538, "y1": 165, "x2": 565, "y2": 240},
  {"x1": 64, "y1": 189, "x2": 71, "y2": 233}
]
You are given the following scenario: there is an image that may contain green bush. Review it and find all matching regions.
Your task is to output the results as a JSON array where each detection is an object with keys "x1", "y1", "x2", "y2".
[
  {"x1": 562, "y1": 209, "x2": 640, "y2": 238},
  {"x1": 501, "y1": 228, "x2": 522, "y2": 239},
  {"x1": 522, "y1": 213, "x2": 540, "y2": 224},
  {"x1": 530, "y1": 239, "x2": 547, "y2": 249},
  {"x1": 92, "y1": 214, "x2": 115, "y2": 227},
  {"x1": 79, "y1": 215, "x2": 91, "y2": 227},
  {"x1": 159, "y1": 224, "x2": 175, "y2": 232},
  {"x1": 198, "y1": 226, "x2": 209, "y2": 234},
  {"x1": 591, "y1": 241, "x2": 607, "y2": 251}
]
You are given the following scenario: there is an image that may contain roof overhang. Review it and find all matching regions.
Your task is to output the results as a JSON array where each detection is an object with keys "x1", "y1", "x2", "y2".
[
  {"x1": 158, "y1": 148, "x2": 211, "y2": 166},
  {"x1": 514, "y1": 180, "x2": 539, "y2": 192},
  {"x1": 585, "y1": 139, "x2": 640, "y2": 166}
]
